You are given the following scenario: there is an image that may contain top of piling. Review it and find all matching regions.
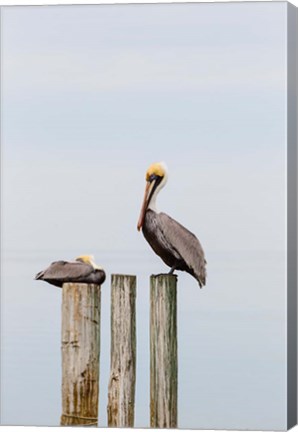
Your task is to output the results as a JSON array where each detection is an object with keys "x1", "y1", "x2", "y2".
[
  {"x1": 62, "y1": 282, "x2": 101, "y2": 288},
  {"x1": 150, "y1": 274, "x2": 178, "y2": 281}
]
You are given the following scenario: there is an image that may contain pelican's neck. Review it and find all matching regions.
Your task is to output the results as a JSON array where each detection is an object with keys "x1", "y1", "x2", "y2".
[
  {"x1": 148, "y1": 192, "x2": 158, "y2": 212},
  {"x1": 90, "y1": 259, "x2": 103, "y2": 270},
  {"x1": 148, "y1": 173, "x2": 168, "y2": 213}
]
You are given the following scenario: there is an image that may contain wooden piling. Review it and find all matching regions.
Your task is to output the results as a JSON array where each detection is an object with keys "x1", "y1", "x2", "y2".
[
  {"x1": 60, "y1": 282, "x2": 101, "y2": 426},
  {"x1": 150, "y1": 274, "x2": 178, "y2": 428},
  {"x1": 107, "y1": 274, "x2": 137, "y2": 427}
]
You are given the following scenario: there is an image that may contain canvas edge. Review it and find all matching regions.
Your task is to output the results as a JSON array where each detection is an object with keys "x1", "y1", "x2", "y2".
[
  {"x1": 0, "y1": 5, "x2": 4, "y2": 427},
  {"x1": 287, "y1": 2, "x2": 298, "y2": 430}
]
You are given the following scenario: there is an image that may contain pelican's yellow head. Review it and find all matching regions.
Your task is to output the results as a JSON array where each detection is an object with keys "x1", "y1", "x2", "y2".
[
  {"x1": 75, "y1": 255, "x2": 102, "y2": 270},
  {"x1": 138, "y1": 162, "x2": 168, "y2": 231},
  {"x1": 145, "y1": 162, "x2": 167, "y2": 181}
]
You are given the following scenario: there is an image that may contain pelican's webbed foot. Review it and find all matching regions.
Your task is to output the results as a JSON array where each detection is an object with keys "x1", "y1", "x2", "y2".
[{"x1": 153, "y1": 271, "x2": 174, "y2": 277}]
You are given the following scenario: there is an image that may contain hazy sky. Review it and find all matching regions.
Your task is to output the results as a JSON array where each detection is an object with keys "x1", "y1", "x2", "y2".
[{"x1": 1, "y1": 2, "x2": 288, "y2": 429}]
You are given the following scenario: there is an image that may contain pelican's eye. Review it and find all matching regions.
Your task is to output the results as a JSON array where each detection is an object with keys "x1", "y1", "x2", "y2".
[{"x1": 149, "y1": 174, "x2": 162, "y2": 183}]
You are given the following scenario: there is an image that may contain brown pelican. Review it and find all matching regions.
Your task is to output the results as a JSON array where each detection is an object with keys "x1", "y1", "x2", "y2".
[
  {"x1": 35, "y1": 255, "x2": 106, "y2": 287},
  {"x1": 137, "y1": 162, "x2": 206, "y2": 287}
]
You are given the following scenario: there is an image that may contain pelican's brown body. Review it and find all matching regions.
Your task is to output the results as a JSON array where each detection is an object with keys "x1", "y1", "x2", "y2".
[
  {"x1": 143, "y1": 209, "x2": 206, "y2": 287},
  {"x1": 35, "y1": 255, "x2": 106, "y2": 288},
  {"x1": 138, "y1": 162, "x2": 207, "y2": 287}
]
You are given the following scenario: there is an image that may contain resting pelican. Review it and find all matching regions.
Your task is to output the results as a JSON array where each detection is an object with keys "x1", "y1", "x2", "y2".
[
  {"x1": 35, "y1": 255, "x2": 106, "y2": 287},
  {"x1": 137, "y1": 162, "x2": 207, "y2": 287}
]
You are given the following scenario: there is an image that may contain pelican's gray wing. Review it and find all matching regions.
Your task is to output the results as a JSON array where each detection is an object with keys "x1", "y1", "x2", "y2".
[
  {"x1": 158, "y1": 212, "x2": 207, "y2": 287},
  {"x1": 35, "y1": 260, "x2": 93, "y2": 286}
]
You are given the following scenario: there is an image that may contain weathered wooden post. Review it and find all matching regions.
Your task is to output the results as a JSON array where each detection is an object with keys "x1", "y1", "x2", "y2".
[
  {"x1": 107, "y1": 274, "x2": 137, "y2": 427},
  {"x1": 150, "y1": 274, "x2": 178, "y2": 428},
  {"x1": 60, "y1": 282, "x2": 101, "y2": 426}
]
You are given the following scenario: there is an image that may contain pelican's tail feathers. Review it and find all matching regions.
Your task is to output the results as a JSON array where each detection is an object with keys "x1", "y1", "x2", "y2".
[{"x1": 196, "y1": 273, "x2": 206, "y2": 289}]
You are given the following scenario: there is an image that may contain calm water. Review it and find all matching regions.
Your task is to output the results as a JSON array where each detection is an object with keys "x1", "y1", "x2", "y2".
[{"x1": 1, "y1": 248, "x2": 286, "y2": 429}]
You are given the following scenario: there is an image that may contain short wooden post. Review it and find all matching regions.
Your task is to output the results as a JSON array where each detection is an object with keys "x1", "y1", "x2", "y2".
[
  {"x1": 107, "y1": 274, "x2": 136, "y2": 427},
  {"x1": 150, "y1": 274, "x2": 178, "y2": 428},
  {"x1": 60, "y1": 283, "x2": 101, "y2": 426}
]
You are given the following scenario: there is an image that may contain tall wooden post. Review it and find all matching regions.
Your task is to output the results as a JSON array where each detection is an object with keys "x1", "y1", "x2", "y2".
[
  {"x1": 60, "y1": 282, "x2": 101, "y2": 426},
  {"x1": 107, "y1": 274, "x2": 136, "y2": 427},
  {"x1": 150, "y1": 274, "x2": 178, "y2": 428}
]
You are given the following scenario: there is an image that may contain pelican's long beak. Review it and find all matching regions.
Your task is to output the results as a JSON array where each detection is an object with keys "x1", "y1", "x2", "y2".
[{"x1": 137, "y1": 181, "x2": 152, "y2": 231}]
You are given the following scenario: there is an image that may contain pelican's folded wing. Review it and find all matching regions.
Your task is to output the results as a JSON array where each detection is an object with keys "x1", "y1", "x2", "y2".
[
  {"x1": 35, "y1": 260, "x2": 93, "y2": 282},
  {"x1": 159, "y1": 212, "x2": 207, "y2": 287}
]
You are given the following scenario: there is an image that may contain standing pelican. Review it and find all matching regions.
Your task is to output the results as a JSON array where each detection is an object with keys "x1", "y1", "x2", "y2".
[
  {"x1": 137, "y1": 162, "x2": 206, "y2": 287},
  {"x1": 35, "y1": 255, "x2": 106, "y2": 287}
]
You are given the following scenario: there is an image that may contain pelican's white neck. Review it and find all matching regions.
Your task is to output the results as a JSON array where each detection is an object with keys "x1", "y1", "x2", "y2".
[
  {"x1": 148, "y1": 170, "x2": 168, "y2": 213},
  {"x1": 148, "y1": 196, "x2": 158, "y2": 212}
]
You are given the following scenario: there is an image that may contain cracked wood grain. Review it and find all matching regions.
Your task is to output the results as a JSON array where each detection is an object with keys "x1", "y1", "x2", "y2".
[
  {"x1": 60, "y1": 283, "x2": 101, "y2": 426},
  {"x1": 107, "y1": 274, "x2": 136, "y2": 427},
  {"x1": 150, "y1": 274, "x2": 178, "y2": 428}
]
